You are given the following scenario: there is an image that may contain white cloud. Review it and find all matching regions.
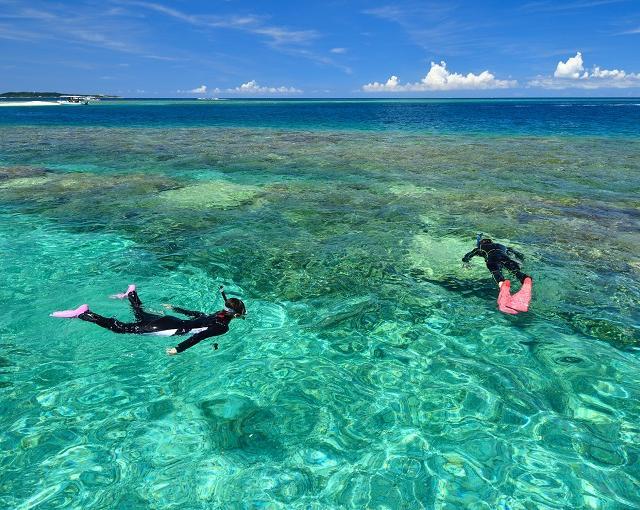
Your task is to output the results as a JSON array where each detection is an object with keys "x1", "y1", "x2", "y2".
[
  {"x1": 125, "y1": 2, "x2": 352, "y2": 72},
  {"x1": 554, "y1": 52, "x2": 587, "y2": 79},
  {"x1": 225, "y1": 80, "x2": 302, "y2": 94},
  {"x1": 530, "y1": 52, "x2": 640, "y2": 88},
  {"x1": 177, "y1": 84, "x2": 208, "y2": 94},
  {"x1": 590, "y1": 66, "x2": 626, "y2": 79},
  {"x1": 330, "y1": 47, "x2": 346, "y2": 54},
  {"x1": 0, "y1": 4, "x2": 179, "y2": 61},
  {"x1": 521, "y1": 0, "x2": 626, "y2": 13},
  {"x1": 177, "y1": 81, "x2": 301, "y2": 96},
  {"x1": 128, "y1": 2, "x2": 319, "y2": 46},
  {"x1": 0, "y1": 24, "x2": 46, "y2": 41},
  {"x1": 363, "y1": 61, "x2": 516, "y2": 92},
  {"x1": 251, "y1": 26, "x2": 318, "y2": 45},
  {"x1": 364, "y1": 75, "x2": 401, "y2": 92}
]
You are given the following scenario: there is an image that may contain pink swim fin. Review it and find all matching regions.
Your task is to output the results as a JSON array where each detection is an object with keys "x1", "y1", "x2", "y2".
[
  {"x1": 507, "y1": 277, "x2": 532, "y2": 313},
  {"x1": 497, "y1": 280, "x2": 518, "y2": 315},
  {"x1": 110, "y1": 284, "x2": 136, "y2": 299},
  {"x1": 50, "y1": 304, "x2": 89, "y2": 318}
]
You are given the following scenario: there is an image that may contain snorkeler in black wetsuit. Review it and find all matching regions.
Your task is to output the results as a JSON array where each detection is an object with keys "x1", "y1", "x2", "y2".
[
  {"x1": 50, "y1": 285, "x2": 246, "y2": 355},
  {"x1": 462, "y1": 234, "x2": 533, "y2": 314},
  {"x1": 462, "y1": 235, "x2": 529, "y2": 286}
]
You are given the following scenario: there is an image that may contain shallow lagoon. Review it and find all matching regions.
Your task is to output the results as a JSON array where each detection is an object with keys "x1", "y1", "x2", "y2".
[{"x1": 0, "y1": 100, "x2": 639, "y2": 509}]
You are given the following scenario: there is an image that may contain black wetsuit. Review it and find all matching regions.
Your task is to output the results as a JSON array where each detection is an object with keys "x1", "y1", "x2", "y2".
[
  {"x1": 79, "y1": 291, "x2": 230, "y2": 353},
  {"x1": 462, "y1": 242, "x2": 529, "y2": 284}
]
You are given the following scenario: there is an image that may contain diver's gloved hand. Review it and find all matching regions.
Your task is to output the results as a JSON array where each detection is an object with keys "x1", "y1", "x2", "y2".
[{"x1": 166, "y1": 347, "x2": 178, "y2": 356}]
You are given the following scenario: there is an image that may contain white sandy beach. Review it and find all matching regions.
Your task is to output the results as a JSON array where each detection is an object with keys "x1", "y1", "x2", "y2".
[{"x1": 0, "y1": 101, "x2": 61, "y2": 107}]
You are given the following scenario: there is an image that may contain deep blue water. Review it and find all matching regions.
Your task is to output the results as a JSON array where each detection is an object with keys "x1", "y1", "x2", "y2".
[{"x1": 1, "y1": 98, "x2": 639, "y2": 136}]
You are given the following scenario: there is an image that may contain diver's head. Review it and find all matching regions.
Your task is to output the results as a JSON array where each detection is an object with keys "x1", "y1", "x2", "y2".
[
  {"x1": 224, "y1": 297, "x2": 246, "y2": 319},
  {"x1": 476, "y1": 232, "x2": 492, "y2": 247},
  {"x1": 219, "y1": 286, "x2": 246, "y2": 319}
]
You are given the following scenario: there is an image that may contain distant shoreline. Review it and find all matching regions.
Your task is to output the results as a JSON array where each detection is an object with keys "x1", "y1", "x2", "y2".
[{"x1": 0, "y1": 92, "x2": 117, "y2": 98}]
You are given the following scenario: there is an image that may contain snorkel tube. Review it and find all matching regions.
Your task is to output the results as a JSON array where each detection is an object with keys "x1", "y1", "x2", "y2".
[
  {"x1": 219, "y1": 285, "x2": 246, "y2": 319},
  {"x1": 476, "y1": 232, "x2": 484, "y2": 248},
  {"x1": 219, "y1": 285, "x2": 229, "y2": 305}
]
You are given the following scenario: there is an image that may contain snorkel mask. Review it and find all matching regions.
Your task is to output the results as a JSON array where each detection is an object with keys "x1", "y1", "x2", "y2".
[{"x1": 219, "y1": 285, "x2": 247, "y2": 319}]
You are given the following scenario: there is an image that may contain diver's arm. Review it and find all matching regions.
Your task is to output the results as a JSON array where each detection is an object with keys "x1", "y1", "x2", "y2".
[
  {"x1": 462, "y1": 248, "x2": 480, "y2": 263},
  {"x1": 163, "y1": 304, "x2": 206, "y2": 318},
  {"x1": 507, "y1": 247, "x2": 525, "y2": 260},
  {"x1": 170, "y1": 324, "x2": 227, "y2": 354},
  {"x1": 174, "y1": 329, "x2": 215, "y2": 353}
]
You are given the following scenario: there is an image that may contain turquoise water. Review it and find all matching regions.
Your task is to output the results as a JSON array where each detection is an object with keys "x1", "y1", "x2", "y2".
[{"x1": 1, "y1": 99, "x2": 639, "y2": 509}]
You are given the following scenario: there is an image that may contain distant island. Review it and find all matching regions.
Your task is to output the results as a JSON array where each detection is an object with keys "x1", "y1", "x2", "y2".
[{"x1": 0, "y1": 92, "x2": 118, "y2": 98}]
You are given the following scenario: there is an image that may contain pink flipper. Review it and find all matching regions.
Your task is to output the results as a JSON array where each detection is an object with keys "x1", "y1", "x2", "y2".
[
  {"x1": 50, "y1": 304, "x2": 89, "y2": 318},
  {"x1": 507, "y1": 277, "x2": 532, "y2": 313},
  {"x1": 497, "y1": 280, "x2": 519, "y2": 315},
  {"x1": 110, "y1": 284, "x2": 136, "y2": 299}
]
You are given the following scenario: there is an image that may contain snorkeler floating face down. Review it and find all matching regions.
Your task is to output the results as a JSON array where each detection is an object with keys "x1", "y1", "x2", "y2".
[
  {"x1": 50, "y1": 284, "x2": 247, "y2": 355},
  {"x1": 463, "y1": 233, "x2": 533, "y2": 315}
]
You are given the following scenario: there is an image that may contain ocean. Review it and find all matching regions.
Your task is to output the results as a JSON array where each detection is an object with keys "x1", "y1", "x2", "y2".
[{"x1": 1, "y1": 98, "x2": 639, "y2": 509}]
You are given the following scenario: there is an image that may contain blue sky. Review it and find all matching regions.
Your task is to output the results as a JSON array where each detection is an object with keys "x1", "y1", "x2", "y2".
[{"x1": 1, "y1": 0, "x2": 639, "y2": 97}]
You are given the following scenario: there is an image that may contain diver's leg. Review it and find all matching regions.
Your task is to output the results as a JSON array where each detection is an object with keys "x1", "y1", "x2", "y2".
[
  {"x1": 503, "y1": 259, "x2": 529, "y2": 284},
  {"x1": 78, "y1": 311, "x2": 142, "y2": 334},
  {"x1": 127, "y1": 290, "x2": 162, "y2": 322},
  {"x1": 486, "y1": 260, "x2": 505, "y2": 286},
  {"x1": 497, "y1": 280, "x2": 518, "y2": 314},
  {"x1": 128, "y1": 290, "x2": 145, "y2": 321},
  {"x1": 50, "y1": 304, "x2": 89, "y2": 318},
  {"x1": 501, "y1": 259, "x2": 532, "y2": 312},
  {"x1": 110, "y1": 284, "x2": 136, "y2": 300}
]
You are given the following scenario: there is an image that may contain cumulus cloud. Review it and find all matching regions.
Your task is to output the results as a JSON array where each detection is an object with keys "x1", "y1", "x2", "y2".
[
  {"x1": 362, "y1": 61, "x2": 516, "y2": 92},
  {"x1": 590, "y1": 66, "x2": 627, "y2": 79},
  {"x1": 530, "y1": 52, "x2": 640, "y2": 88},
  {"x1": 554, "y1": 52, "x2": 587, "y2": 79},
  {"x1": 225, "y1": 80, "x2": 302, "y2": 94},
  {"x1": 364, "y1": 75, "x2": 401, "y2": 92},
  {"x1": 177, "y1": 84, "x2": 209, "y2": 94}
]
